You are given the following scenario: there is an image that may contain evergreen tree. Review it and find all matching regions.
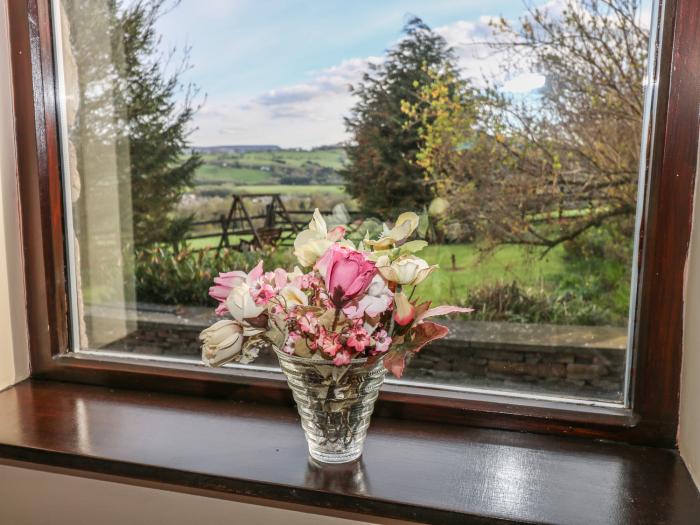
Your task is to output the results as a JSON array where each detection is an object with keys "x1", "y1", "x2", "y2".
[
  {"x1": 342, "y1": 17, "x2": 457, "y2": 217},
  {"x1": 118, "y1": 0, "x2": 201, "y2": 247},
  {"x1": 65, "y1": 0, "x2": 201, "y2": 247}
]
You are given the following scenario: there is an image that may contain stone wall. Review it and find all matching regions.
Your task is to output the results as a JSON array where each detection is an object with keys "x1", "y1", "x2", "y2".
[
  {"x1": 404, "y1": 321, "x2": 626, "y2": 400},
  {"x1": 89, "y1": 304, "x2": 627, "y2": 402}
]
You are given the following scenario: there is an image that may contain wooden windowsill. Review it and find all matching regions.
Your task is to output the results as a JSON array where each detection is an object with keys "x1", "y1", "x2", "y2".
[{"x1": 0, "y1": 380, "x2": 697, "y2": 524}]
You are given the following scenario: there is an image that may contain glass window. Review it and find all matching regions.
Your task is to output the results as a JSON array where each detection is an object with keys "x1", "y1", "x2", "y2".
[{"x1": 53, "y1": 0, "x2": 655, "y2": 404}]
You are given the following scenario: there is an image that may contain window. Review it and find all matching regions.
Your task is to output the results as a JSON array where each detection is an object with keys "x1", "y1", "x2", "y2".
[
  {"x1": 10, "y1": 0, "x2": 697, "y2": 445},
  {"x1": 53, "y1": 0, "x2": 654, "y2": 405}
]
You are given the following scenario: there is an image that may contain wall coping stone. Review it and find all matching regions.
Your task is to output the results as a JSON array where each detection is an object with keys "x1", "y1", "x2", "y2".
[{"x1": 85, "y1": 302, "x2": 627, "y2": 354}]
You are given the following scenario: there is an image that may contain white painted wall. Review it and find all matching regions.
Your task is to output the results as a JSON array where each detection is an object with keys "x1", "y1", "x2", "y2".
[
  {"x1": 679, "y1": 143, "x2": 700, "y2": 490},
  {"x1": 0, "y1": 463, "x2": 394, "y2": 525},
  {"x1": 0, "y1": 0, "x2": 30, "y2": 391}
]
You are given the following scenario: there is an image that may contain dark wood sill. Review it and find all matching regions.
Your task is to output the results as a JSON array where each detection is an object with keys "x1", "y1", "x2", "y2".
[{"x1": 0, "y1": 380, "x2": 698, "y2": 524}]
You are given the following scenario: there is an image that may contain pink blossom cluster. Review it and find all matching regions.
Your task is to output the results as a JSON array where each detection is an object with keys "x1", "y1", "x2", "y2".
[{"x1": 283, "y1": 309, "x2": 392, "y2": 366}]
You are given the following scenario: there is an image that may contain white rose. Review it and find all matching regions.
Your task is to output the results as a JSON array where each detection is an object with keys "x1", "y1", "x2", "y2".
[
  {"x1": 293, "y1": 209, "x2": 331, "y2": 267},
  {"x1": 376, "y1": 254, "x2": 437, "y2": 286},
  {"x1": 294, "y1": 230, "x2": 333, "y2": 268},
  {"x1": 225, "y1": 282, "x2": 265, "y2": 322}
]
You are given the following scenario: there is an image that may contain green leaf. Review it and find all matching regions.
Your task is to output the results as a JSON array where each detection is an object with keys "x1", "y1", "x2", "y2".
[{"x1": 400, "y1": 240, "x2": 428, "y2": 254}]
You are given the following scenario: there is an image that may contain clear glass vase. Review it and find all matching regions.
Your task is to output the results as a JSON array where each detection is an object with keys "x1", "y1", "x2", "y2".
[{"x1": 274, "y1": 347, "x2": 387, "y2": 464}]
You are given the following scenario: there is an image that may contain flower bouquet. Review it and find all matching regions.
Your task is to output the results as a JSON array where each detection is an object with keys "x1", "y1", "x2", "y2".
[{"x1": 200, "y1": 209, "x2": 471, "y2": 463}]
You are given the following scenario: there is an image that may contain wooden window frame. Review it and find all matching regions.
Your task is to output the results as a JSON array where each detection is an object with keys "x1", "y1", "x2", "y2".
[{"x1": 7, "y1": 0, "x2": 699, "y2": 447}]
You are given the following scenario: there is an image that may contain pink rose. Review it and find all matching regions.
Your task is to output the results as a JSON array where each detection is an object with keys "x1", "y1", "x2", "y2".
[{"x1": 320, "y1": 245, "x2": 376, "y2": 308}]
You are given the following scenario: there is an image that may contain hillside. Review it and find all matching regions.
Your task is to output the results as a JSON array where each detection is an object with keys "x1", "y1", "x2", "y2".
[{"x1": 192, "y1": 146, "x2": 348, "y2": 197}]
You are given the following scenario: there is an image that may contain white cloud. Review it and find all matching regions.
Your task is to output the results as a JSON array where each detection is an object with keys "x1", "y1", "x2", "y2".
[
  {"x1": 190, "y1": 57, "x2": 381, "y2": 148},
  {"x1": 189, "y1": 0, "x2": 650, "y2": 148},
  {"x1": 435, "y1": 16, "x2": 509, "y2": 86},
  {"x1": 188, "y1": 16, "x2": 516, "y2": 148},
  {"x1": 503, "y1": 72, "x2": 546, "y2": 93}
]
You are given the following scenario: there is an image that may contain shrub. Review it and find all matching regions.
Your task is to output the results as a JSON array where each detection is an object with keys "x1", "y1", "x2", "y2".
[
  {"x1": 557, "y1": 222, "x2": 633, "y2": 323},
  {"x1": 134, "y1": 246, "x2": 296, "y2": 307},
  {"x1": 463, "y1": 281, "x2": 553, "y2": 324},
  {"x1": 458, "y1": 280, "x2": 616, "y2": 326}
]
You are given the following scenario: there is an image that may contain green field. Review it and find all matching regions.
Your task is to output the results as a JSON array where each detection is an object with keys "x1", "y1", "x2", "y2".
[
  {"x1": 182, "y1": 235, "x2": 565, "y2": 306},
  {"x1": 200, "y1": 148, "x2": 346, "y2": 170},
  {"x1": 193, "y1": 147, "x2": 348, "y2": 197},
  {"x1": 194, "y1": 164, "x2": 274, "y2": 184},
  {"x1": 416, "y1": 243, "x2": 565, "y2": 305},
  {"x1": 234, "y1": 184, "x2": 346, "y2": 195},
  {"x1": 194, "y1": 183, "x2": 346, "y2": 197}
]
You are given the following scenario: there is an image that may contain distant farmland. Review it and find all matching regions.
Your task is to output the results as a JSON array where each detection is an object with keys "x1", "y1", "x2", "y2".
[{"x1": 192, "y1": 146, "x2": 348, "y2": 197}]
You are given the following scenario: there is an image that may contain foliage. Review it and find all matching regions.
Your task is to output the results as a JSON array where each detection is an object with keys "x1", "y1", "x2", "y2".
[
  {"x1": 400, "y1": 66, "x2": 487, "y2": 242},
  {"x1": 400, "y1": 65, "x2": 483, "y2": 200},
  {"x1": 556, "y1": 222, "x2": 634, "y2": 321},
  {"x1": 404, "y1": 0, "x2": 647, "y2": 249},
  {"x1": 134, "y1": 246, "x2": 293, "y2": 306},
  {"x1": 342, "y1": 17, "x2": 459, "y2": 217},
  {"x1": 118, "y1": 0, "x2": 202, "y2": 246},
  {"x1": 463, "y1": 280, "x2": 618, "y2": 326}
]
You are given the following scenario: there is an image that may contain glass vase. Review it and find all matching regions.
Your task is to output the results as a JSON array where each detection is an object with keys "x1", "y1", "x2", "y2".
[{"x1": 274, "y1": 347, "x2": 387, "y2": 464}]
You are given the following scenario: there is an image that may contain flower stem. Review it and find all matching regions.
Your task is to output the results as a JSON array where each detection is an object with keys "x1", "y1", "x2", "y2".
[
  {"x1": 332, "y1": 308, "x2": 341, "y2": 331},
  {"x1": 408, "y1": 286, "x2": 416, "y2": 301}
]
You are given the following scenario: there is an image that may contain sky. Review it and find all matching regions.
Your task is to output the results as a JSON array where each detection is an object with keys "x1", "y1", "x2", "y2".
[{"x1": 152, "y1": 0, "x2": 647, "y2": 148}]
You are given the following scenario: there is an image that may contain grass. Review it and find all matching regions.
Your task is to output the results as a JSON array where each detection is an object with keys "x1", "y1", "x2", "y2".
[
  {"x1": 184, "y1": 235, "x2": 255, "y2": 250},
  {"x1": 235, "y1": 184, "x2": 346, "y2": 195},
  {"x1": 201, "y1": 148, "x2": 347, "y2": 170},
  {"x1": 194, "y1": 164, "x2": 274, "y2": 185},
  {"x1": 195, "y1": 183, "x2": 346, "y2": 196},
  {"x1": 178, "y1": 237, "x2": 567, "y2": 307},
  {"x1": 415, "y1": 244, "x2": 566, "y2": 306}
]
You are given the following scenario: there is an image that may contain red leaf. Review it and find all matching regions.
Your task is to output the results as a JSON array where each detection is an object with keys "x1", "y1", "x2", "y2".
[
  {"x1": 382, "y1": 322, "x2": 451, "y2": 378},
  {"x1": 383, "y1": 349, "x2": 407, "y2": 378},
  {"x1": 407, "y1": 321, "x2": 450, "y2": 353}
]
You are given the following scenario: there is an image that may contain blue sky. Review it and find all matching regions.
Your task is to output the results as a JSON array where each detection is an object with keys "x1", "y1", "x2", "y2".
[
  {"x1": 156, "y1": 1, "x2": 528, "y2": 101},
  {"x1": 152, "y1": 0, "x2": 648, "y2": 148}
]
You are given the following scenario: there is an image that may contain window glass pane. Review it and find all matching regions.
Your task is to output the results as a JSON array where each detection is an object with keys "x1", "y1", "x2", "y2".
[{"x1": 54, "y1": 0, "x2": 655, "y2": 404}]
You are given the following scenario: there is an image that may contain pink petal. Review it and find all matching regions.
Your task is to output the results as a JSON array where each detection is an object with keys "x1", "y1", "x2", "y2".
[
  {"x1": 417, "y1": 305, "x2": 474, "y2": 322},
  {"x1": 274, "y1": 268, "x2": 287, "y2": 289},
  {"x1": 248, "y1": 260, "x2": 264, "y2": 283},
  {"x1": 314, "y1": 245, "x2": 334, "y2": 279},
  {"x1": 209, "y1": 284, "x2": 232, "y2": 302},
  {"x1": 327, "y1": 225, "x2": 346, "y2": 242},
  {"x1": 216, "y1": 270, "x2": 246, "y2": 282},
  {"x1": 215, "y1": 303, "x2": 229, "y2": 316},
  {"x1": 394, "y1": 292, "x2": 416, "y2": 326}
]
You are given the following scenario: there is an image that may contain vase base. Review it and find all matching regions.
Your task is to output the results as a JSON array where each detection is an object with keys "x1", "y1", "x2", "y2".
[{"x1": 309, "y1": 447, "x2": 362, "y2": 464}]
